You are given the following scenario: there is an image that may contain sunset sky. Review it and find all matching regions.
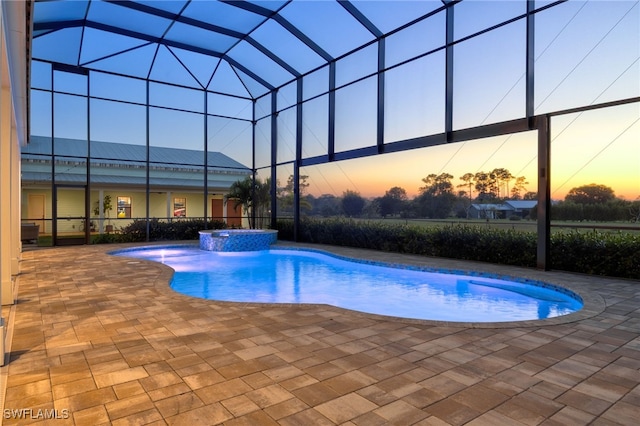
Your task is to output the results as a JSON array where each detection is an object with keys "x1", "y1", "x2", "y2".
[
  {"x1": 292, "y1": 1, "x2": 640, "y2": 202},
  {"x1": 30, "y1": 1, "x2": 639, "y2": 202},
  {"x1": 295, "y1": 101, "x2": 639, "y2": 202}
]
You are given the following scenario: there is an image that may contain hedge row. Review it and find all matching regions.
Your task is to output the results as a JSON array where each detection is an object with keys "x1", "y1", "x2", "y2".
[
  {"x1": 550, "y1": 231, "x2": 640, "y2": 278},
  {"x1": 92, "y1": 218, "x2": 227, "y2": 244},
  {"x1": 276, "y1": 218, "x2": 640, "y2": 279}
]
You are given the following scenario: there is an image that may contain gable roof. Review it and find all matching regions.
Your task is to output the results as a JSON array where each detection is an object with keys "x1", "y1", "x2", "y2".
[
  {"x1": 504, "y1": 200, "x2": 537, "y2": 210},
  {"x1": 23, "y1": 136, "x2": 250, "y2": 172},
  {"x1": 21, "y1": 136, "x2": 251, "y2": 191}
]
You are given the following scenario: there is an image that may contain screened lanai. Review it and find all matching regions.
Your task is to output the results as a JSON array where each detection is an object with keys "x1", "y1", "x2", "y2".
[{"x1": 26, "y1": 0, "x2": 640, "y2": 267}]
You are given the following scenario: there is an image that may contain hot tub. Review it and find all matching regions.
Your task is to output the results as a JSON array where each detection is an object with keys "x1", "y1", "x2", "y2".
[{"x1": 199, "y1": 229, "x2": 278, "y2": 252}]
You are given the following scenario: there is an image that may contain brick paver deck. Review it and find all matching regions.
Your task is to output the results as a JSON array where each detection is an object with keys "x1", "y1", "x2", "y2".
[{"x1": 2, "y1": 242, "x2": 639, "y2": 425}]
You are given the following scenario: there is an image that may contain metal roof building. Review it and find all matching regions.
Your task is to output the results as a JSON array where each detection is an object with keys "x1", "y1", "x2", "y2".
[{"x1": 22, "y1": 135, "x2": 250, "y2": 191}]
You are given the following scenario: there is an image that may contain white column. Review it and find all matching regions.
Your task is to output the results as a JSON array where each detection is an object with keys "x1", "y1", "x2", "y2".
[
  {"x1": 11, "y1": 110, "x2": 20, "y2": 274},
  {"x1": 1, "y1": 0, "x2": 29, "y2": 365},
  {"x1": 166, "y1": 191, "x2": 172, "y2": 219},
  {"x1": 1, "y1": 85, "x2": 14, "y2": 305}
]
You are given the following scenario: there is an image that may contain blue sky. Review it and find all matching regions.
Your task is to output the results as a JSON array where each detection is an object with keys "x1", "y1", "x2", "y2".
[{"x1": 29, "y1": 0, "x2": 639, "y2": 201}]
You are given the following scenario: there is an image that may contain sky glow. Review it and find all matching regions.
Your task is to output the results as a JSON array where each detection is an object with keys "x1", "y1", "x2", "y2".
[{"x1": 29, "y1": 0, "x2": 640, "y2": 203}]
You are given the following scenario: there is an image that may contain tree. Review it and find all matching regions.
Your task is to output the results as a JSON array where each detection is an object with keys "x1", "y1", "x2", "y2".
[
  {"x1": 93, "y1": 194, "x2": 114, "y2": 232},
  {"x1": 565, "y1": 183, "x2": 615, "y2": 204},
  {"x1": 491, "y1": 168, "x2": 514, "y2": 198},
  {"x1": 510, "y1": 176, "x2": 529, "y2": 199},
  {"x1": 253, "y1": 178, "x2": 271, "y2": 228},
  {"x1": 630, "y1": 198, "x2": 640, "y2": 222},
  {"x1": 225, "y1": 176, "x2": 270, "y2": 229},
  {"x1": 225, "y1": 177, "x2": 254, "y2": 227},
  {"x1": 457, "y1": 173, "x2": 474, "y2": 201},
  {"x1": 278, "y1": 174, "x2": 311, "y2": 214},
  {"x1": 341, "y1": 190, "x2": 365, "y2": 217},
  {"x1": 473, "y1": 172, "x2": 493, "y2": 201},
  {"x1": 420, "y1": 173, "x2": 454, "y2": 196},
  {"x1": 456, "y1": 173, "x2": 475, "y2": 218},
  {"x1": 416, "y1": 191, "x2": 456, "y2": 219},
  {"x1": 378, "y1": 186, "x2": 408, "y2": 218},
  {"x1": 310, "y1": 194, "x2": 341, "y2": 217},
  {"x1": 418, "y1": 173, "x2": 456, "y2": 219},
  {"x1": 93, "y1": 194, "x2": 113, "y2": 223}
]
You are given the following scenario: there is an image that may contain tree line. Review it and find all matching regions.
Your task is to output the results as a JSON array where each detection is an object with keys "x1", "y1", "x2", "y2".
[{"x1": 226, "y1": 171, "x2": 639, "y2": 225}]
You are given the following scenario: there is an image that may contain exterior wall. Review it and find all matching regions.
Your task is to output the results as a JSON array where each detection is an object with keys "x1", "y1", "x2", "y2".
[
  {"x1": 57, "y1": 188, "x2": 85, "y2": 234},
  {"x1": 21, "y1": 188, "x2": 250, "y2": 234},
  {"x1": 22, "y1": 188, "x2": 51, "y2": 233},
  {"x1": 1, "y1": 0, "x2": 29, "y2": 359},
  {"x1": 470, "y1": 202, "x2": 537, "y2": 220},
  {"x1": 21, "y1": 146, "x2": 253, "y2": 233},
  {"x1": 469, "y1": 206, "x2": 508, "y2": 220}
]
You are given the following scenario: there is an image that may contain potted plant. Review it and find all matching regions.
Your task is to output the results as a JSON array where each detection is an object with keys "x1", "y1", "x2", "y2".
[{"x1": 93, "y1": 194, "x2": 114, "y2": 233}]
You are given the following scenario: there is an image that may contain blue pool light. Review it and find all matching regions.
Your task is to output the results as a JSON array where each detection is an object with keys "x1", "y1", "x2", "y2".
[{"x1": 111, "y1": 245, "x2": 583, "y2": 323}]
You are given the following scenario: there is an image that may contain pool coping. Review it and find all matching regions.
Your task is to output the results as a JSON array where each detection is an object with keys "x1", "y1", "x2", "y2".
[{"x1": 109, "y1": 241, "x2": 607, "y2": 329}]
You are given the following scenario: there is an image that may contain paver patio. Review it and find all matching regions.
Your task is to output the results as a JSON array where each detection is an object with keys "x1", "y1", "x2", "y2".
[{"x1": 2, "y1": 242, "x2": 639, "y2": 425}]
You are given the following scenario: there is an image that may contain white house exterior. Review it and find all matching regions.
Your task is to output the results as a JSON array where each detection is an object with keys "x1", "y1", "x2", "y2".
[
  {"x1": 21, "y1": 136, "x2": 252, "y2": 235},
  {"x1": 469, "y1": 200, "x2": 537, "y2": 219},
  {"x1": 503, "y1": 200, "x2": 538, "y2": 218}
]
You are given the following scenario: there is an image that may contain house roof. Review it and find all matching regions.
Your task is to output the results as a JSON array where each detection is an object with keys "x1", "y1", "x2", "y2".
[
  {"x1": 504, "y1": 200, "x2": 538, "y2": 209},
  {"x1": 470, "y1": 203, "x2": 512, "y2": 211},
  {"x1": 23, "y1": 136, "x2": 250, "y2": 172},
  {"x1": 471, "y1": 201, "x2": 538, "y2": 211},
  {"x1": 21, "y1": 136, "x2": 251, "y2": 190},
  {"x1": 21, "y1": 171, "x2": 241, "y2": 191}
]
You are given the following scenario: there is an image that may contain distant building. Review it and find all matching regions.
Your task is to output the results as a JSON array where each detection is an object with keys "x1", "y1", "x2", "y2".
[
  {"x1": 503, "y1": 200, "x2": 538, "y2": 218},
  {"x1": 469, "y1": 200, "x2": 537, "y2": 219}
]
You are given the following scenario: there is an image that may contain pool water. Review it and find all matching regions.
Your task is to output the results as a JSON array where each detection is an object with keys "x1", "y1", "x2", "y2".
[{"x1": 112, "y1": 246, "x2": 583, "y2": 322}]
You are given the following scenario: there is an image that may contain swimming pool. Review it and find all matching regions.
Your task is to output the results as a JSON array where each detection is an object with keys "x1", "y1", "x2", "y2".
[{"x1": 111, "y1": 245, "x2": 583, "y2": 323}]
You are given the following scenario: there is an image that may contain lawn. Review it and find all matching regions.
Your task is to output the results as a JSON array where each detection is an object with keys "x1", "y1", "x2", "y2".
[{"x1": 358, "y1": 218, "x2": 640, "y2": 235}]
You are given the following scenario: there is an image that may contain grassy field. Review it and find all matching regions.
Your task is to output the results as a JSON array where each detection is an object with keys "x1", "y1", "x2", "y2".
[
  {"x1": 356, "y1": 218, "x2": 640, "y2": 235},
  {"x1": 31, "y1": 218, "x2": 640, "y2": 247}
]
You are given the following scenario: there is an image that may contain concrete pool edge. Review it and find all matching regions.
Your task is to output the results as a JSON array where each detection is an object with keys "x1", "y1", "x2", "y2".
[
  {"x1": 275, "y1": 243, "x2": 608, "y2": 329},
  {"x1": 109, "y1": 241, "x2": 606, "y2": 329}
]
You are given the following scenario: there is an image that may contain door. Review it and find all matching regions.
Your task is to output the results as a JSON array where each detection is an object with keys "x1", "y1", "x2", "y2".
[
  {"x1": 226, "y1": 200, "x2": 242, "y2": 227},
  {"x1": 54, "y1": 185, "x2": 89, "y2": 246},
  {"x1": 211, "y1": 199, "x2": 223, "y2": 222}
]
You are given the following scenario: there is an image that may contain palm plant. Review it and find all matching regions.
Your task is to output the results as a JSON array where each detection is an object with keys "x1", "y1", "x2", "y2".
[
  {"x1": 253, "y1": 177, "x2": 271, "y2": 229},
  {"x1": 225, "y1": 176, "x2": 272, "y2": 229},
  {"x1": 225, "y1": 177, "x2": 254, "y2": 228}
]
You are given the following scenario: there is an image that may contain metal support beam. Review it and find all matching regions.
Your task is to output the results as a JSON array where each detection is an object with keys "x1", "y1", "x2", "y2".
[
  {"x1": 203, "y1": 89, "x2": 209, "y2": 229},
  {"x1": 328, "y1": 62, "x2": 336, "y2": 161},
  {"x1": 294, "y1": 79, "x2": 303, "y2": 241},
  {"x1": 444, "y1": 3, "x2": 454, "y2": 140},
  {"x1": 51, "y1": 66, "x2": 57, "y2": 246},
  {"x1": 251, "y1": 99, "x2": 257, "y2": 229},
  {"x1": 85, "y1": 72, "x2": 91, "y2": 244},
  {"x1": 377, "y1": 38, "x2": 385, "y2": 154},
  {"x1": 270, "y1": 91, "x2": 278, "y2": 229},
  {"x1": 339, "y1": 1, "x2": 383, "y2": 38},
  {"x1": 536, "y1": 115, "x2": 551, "y2": 270},
  {"x1": 526, "y1": 0, "x2": 535, "y2": 126},
  {"x1": 145, "y1": 80, "x2": 151, "y2": 241}
]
